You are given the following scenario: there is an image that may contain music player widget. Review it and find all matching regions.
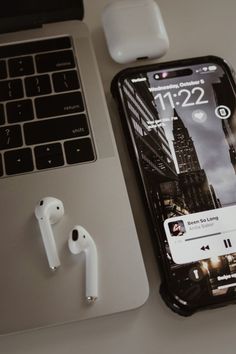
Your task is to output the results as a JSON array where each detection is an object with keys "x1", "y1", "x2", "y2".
[{"x1": 164, "y1": 206, "x2": 236, "y2": 264}]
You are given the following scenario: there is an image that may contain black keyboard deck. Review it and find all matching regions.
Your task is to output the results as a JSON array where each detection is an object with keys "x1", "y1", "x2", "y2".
[{"x1": 0, "y1": 36, "x2": 95, "y2": 177}]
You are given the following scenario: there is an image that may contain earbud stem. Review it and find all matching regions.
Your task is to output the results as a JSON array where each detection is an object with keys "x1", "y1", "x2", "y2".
[
  {"x1": 38, "y1": 217, "x2": 61, "y2": 270},
  {"x1": 85, "y1": 243, "x2": 98, "y2": 302}
]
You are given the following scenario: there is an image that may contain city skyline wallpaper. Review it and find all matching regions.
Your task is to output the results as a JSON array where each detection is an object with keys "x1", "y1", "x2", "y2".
[{"x1": 148, "y1": 65, "x2": 236, "y2": 207}]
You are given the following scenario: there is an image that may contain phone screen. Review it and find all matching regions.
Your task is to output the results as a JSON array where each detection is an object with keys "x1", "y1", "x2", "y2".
[{"x1": 120, "y1": 58, "x2": 236, "y2": 303}]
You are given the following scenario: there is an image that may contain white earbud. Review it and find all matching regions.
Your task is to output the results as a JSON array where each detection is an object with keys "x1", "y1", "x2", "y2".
[
  {"x1": 68, "y1": 225, "x2": 98, "y2": 303},
  {"x1": 35, "y1": 197, "x2": 64, "y2": 271}
]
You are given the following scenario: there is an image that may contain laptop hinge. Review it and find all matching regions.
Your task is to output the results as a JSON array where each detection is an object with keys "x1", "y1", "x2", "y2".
[
  {"x1": 0, "y1": 17, "x2": 43, "y2": 35},
  {"x1": 0, "y1": 5, "x2": 84, "y2": 35}
]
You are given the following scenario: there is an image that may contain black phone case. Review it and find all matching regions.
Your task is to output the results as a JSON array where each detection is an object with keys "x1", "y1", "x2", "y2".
[{"x1": 111, "y1": 56, "x2": 236, "y2": 316}]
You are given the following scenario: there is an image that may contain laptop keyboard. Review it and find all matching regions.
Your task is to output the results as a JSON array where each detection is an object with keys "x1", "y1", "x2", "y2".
[{"x1": 0, "y1": 36, "x2": 95, "y2": 178}]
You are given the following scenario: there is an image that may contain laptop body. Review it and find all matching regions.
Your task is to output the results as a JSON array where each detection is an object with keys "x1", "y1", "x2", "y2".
[{"x1": 0, "y1": 1, "x2": 149, "y2": 335}]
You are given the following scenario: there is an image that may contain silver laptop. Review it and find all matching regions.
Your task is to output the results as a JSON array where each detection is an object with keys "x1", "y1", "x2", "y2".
[{"x1": 0, "y1": 0, "x2": 149, "y2": 335}]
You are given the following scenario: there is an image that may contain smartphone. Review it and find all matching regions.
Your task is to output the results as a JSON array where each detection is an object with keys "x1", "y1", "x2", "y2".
[{"x1": 111, "y1": 56, "x2": 236, "y2": 315}]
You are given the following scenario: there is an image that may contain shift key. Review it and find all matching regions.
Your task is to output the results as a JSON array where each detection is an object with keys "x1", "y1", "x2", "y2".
[
  {"x1": 24, "y1": 114, "x2": 89, "y2": 145},
  {"x1": 35, "y1": 92, "x2": 84, "y2": 119}
]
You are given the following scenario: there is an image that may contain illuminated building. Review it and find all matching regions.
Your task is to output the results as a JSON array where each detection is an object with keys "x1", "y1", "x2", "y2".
[
  {"x1": 122, "y1": 76, "x2": 176, "y2": 181},
  {"x1": 173, "y1": 110, "x2": 201, "y2": 173},
  {"x1": 172, "y1": 110, "x2": 220, "y2": 212},
  {"x1": 122, "y1": 76, "x2": 188, "y2": 221}
]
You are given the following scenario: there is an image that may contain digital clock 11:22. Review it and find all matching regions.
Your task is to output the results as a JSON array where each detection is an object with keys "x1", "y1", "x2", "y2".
[{"x1": 154, "y1": 88, "x2": 209, "y2": 110}]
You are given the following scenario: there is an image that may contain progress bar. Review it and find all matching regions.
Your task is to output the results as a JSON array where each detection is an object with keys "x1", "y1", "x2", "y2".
[
  {"x1": 186, "y1": 228, "x2": 236, "y2": 242},
  {"x1": 186, "y1": 232, "x2": 221, "y2": 241}
]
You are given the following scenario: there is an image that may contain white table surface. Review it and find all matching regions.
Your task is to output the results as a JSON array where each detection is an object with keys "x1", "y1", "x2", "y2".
[{"x1": 2, "y1": 0, "x2": 236, "y2": 353}]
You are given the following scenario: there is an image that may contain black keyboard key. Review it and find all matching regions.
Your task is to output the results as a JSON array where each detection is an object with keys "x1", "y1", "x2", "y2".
[
  {"x1": 8, "y1": 56, "x2": 34, "y2": 77},
  {"x1": 0, "y1": 79, "x2": 23, "y2": 101},
  {"x1": 64, "y1": 138, "x2": 95, "y2": 164},
  {"x1": 52, "y1": 70, "x2": 79, "y2": 92},
  {"x1": 35, "y1": 92, "x2": 84, "y2": 118},
  {"x1": 34, "y1": 143, "x2": 64, "y2": 170},
  {"x1": 0, "y1": 125, "x2": 23, "y2": 150},
  {"x1": 0, "y1": 104, "x2": 5, "y2": 125},
  {"x1": 24, "y1": 114, "x2": 89, "y2": 145},
  {"x1": 36, "y1": 50, "x2": 75, "y2": 73},
  {"x1": 0, "y1": 154, "x2": 3, "y2": 176},
  {"x1": 6, "y1": 100, "x2": 34, "y2": 123},
  {"x1": 4, "y1": 148, "x2": 34, "y2": 175},
  {"x1": 25, "y1": 75, "x2": 51, "y2": 96},
  {"x1": 0, "y1": 60, "x2": 7, "y2": 79},
  {"x1": 0, "y1": 37, "x2": 71, "y2": 59}
]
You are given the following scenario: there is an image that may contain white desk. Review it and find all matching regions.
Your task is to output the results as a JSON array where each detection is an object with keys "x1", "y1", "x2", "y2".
[{"x1": 1, "y1": 1, "x2": 236, "y2": 353}]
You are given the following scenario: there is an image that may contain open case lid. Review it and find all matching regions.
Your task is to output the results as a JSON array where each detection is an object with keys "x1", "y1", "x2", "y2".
[{"x1": 0, "y1": 0, "x2": 84, "y2": 34}]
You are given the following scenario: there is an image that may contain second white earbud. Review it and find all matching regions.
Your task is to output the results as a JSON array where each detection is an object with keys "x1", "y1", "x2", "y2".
[
  {"x1": 35, "y1": 197, "x2": 64, "y2": 270},
  {"x1": 68, "y1": 225, "x2": 98, "y2": 303}
]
